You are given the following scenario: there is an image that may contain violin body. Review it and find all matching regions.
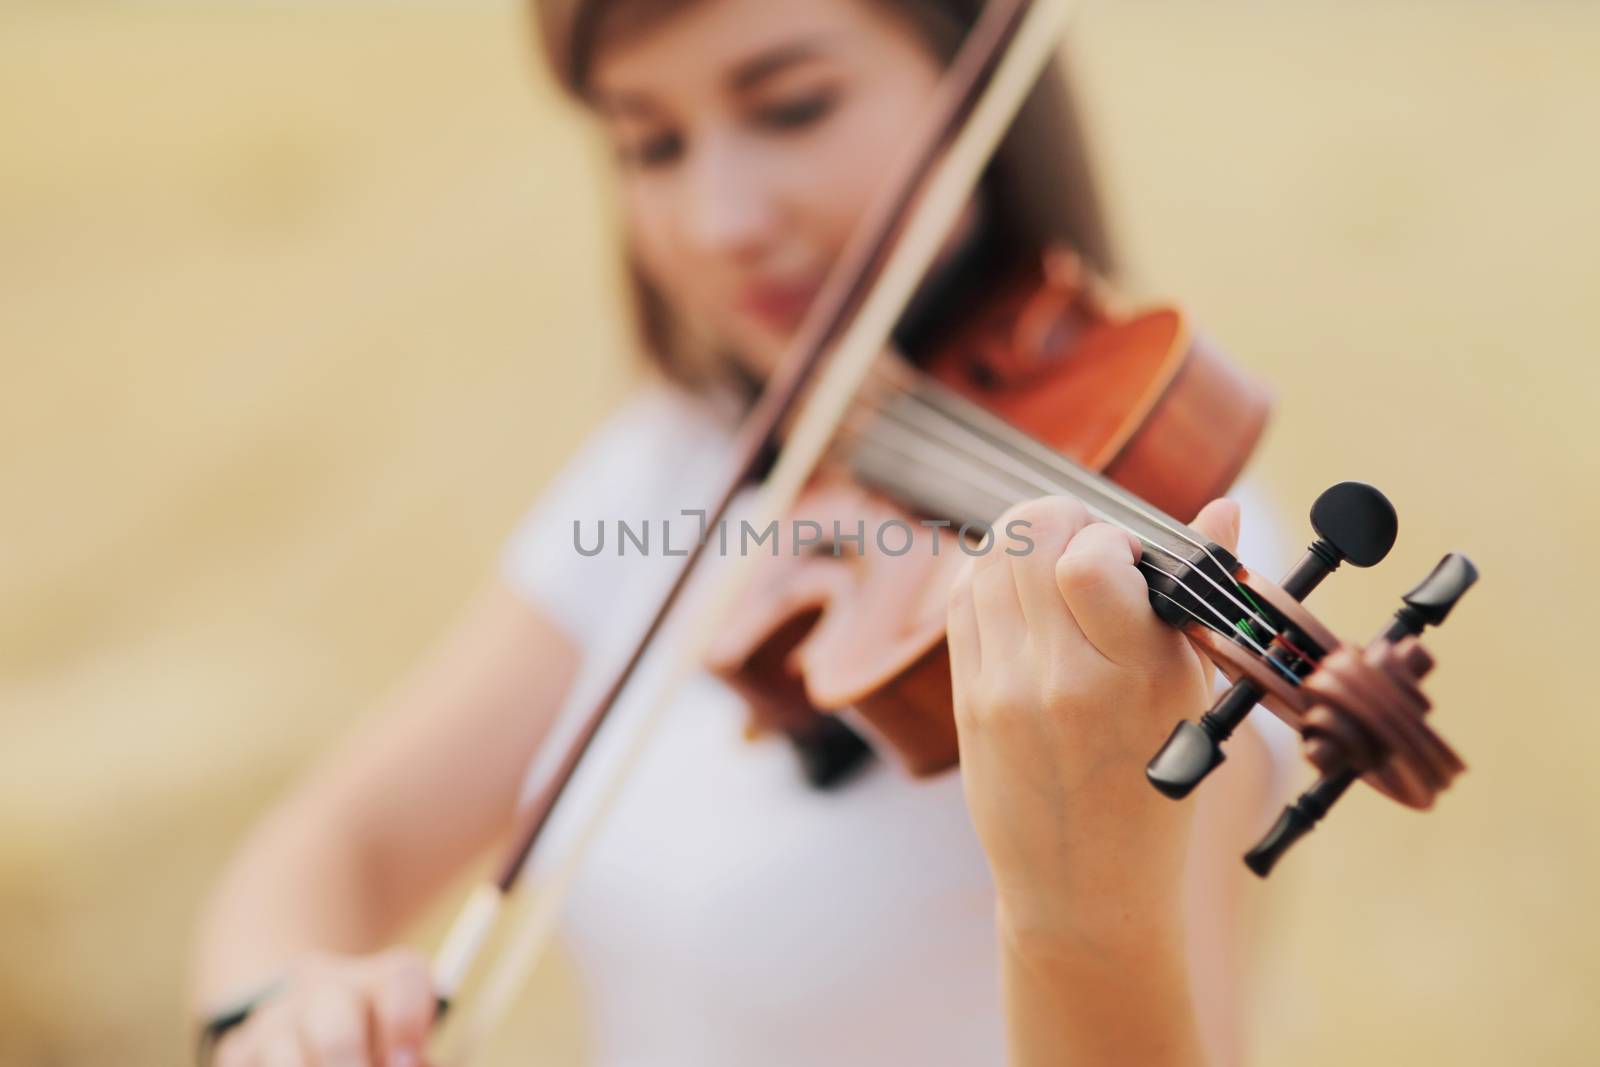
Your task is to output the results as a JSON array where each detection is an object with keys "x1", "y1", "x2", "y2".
[
  {"x1": 705, "y1": 251, "x2": 1272, "y2": 776},
  {"x1": 924, "y1": 249, "x2": 1271, "y2": 527}
]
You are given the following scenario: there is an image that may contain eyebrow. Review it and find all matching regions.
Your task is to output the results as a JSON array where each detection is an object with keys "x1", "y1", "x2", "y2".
[
  {"x1": 727, "y1": 38, "x2": 833, "y2": 93},
  {"x1": 594, "y1": 37, "x2": 834, "y2": 118}
]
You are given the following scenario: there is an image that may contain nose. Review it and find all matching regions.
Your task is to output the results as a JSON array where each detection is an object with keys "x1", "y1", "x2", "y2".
[{"x1": 681, "y1": 130, "x2": 780, "y2": 264}]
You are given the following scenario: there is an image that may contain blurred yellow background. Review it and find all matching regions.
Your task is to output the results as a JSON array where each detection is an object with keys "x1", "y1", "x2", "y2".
[{"x1": 2, "y1": 1, "x2": 1596, "y2": 1065}]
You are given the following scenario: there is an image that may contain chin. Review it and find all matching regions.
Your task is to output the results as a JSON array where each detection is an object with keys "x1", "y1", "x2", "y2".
[{"x1": 725, "y1": 323, "x2": 789, "y2": 380}]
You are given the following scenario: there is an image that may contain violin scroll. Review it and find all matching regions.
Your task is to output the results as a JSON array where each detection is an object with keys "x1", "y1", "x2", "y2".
[
  {"x1": 1146, "y1": 482, "x2": 1401, "y2": 798},
  {"x1": 1145, "y1": 484, "x2": 1478, "y2": 877},
  {"x1": 1241, "y1": 551, "x2": 1477, "y2": 875}
]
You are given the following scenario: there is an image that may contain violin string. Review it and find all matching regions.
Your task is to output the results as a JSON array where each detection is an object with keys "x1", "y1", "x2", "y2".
[
  {"x1": 838, "y1": 428, "x2": 1286, "y2": 681},
  {"x1": 842, "y1": 422, "x2": 1281, "y2": 664},
  {"x1": 867, "y1": 392, "x2": 1276, "y2": 641},
  {"x1": 838, "y1": 421, "x2": 1019, "y2": 522},
  {"x1": 877, "y1": 370, "x2": 1277, "y2": 638},
  {"x1": 880, "y1": 381, "x2": 1306, "y2": 686},
  {"x1": 869, "y1": 410, "x2": 1297, "y2": 680},
  {"x1": 918, "y1": 374, "x2": 1283, "y2": 642},
  {"x1": 846, "y1": 425, "x2": 1304, "y2": 687},
  {"x1": 1139, "y1": 585, "x2": 1300, "y2": 688},
  {"x1": 843, "y1": 431, "x2": 1280, "y2": 670},
  {"x1": 897, "y1": 370, "x2": 1243, "y2": 568},
  {"x1": 855, "y1": 376, "x2": 1282, "y2": 646},
  {"x1": 866, "y1": 405, "x2": 1304, "y2": 686}
]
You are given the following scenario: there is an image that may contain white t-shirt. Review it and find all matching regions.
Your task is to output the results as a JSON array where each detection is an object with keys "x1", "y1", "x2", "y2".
[{"x1": 500, "y1": 384, "x2": 1292, "y2": 1067}]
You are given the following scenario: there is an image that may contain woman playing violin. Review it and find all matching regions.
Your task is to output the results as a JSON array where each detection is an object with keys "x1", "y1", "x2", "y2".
[{"x1": 191, "y1": 1, "x2": 1286, "y2": 1064}]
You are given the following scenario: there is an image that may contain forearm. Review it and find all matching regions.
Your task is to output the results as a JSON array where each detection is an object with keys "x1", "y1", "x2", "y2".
[
  {"x1": 998, "y1": 898, "x2": 1208, "y2": 1067},
  {"x1": 190, "y1": 584, "x2": 579, "y2": 1013},
  {"x1": 191, "y1": 802, "x2": 395, "y2": 1011}
]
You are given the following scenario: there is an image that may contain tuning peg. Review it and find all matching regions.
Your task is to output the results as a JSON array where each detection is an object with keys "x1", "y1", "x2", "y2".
[
  {"x1": 1146, "y1": 681, "x2": 1254, "y2": 798},
  {"x1": 1146, "y1": 482, "x2": 1400, "y2": 799},
  {"x1": 1243, "y1": 770, "x2": 1354, "y2": 876},
  {"x1": 1279, "y1": 481, "x2": 1398, "y2": 597},
  {"x1": 1242, "y1": 551, "x2": 1478, "y2": 877},
  {"x1": 1385, "y1": 552, "x2": 1478, "y2": 640}
]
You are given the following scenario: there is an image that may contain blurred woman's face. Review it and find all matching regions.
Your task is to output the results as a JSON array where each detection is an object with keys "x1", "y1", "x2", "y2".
[{"x1": 590, "y1": 0, "x2": 943, "y2": 373}]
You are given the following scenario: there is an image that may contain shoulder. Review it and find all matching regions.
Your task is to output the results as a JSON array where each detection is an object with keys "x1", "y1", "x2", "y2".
[
  {"x1": 527, "y1": 380, "x2": 740, "y2": 517},
  {"x1": 583, "y1": 380, "x2": 741, "y2": 460},
  {"x1": 498, "y1": 381, "x2": 741, "y2": 645}
]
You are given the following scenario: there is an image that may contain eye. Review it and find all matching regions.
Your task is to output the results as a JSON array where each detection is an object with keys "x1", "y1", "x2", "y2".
[
  {"x1": 754, "y1": 90, "x2": 838, "y2": 132},
  {"x1": 620, "y1": 129, "x2": 685, "y2": 170}
]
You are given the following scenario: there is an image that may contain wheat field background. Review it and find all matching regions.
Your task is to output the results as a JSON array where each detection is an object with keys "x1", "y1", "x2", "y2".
[{"x1": 2, "y1": 2, "x2": 1597, "y2": 1065}]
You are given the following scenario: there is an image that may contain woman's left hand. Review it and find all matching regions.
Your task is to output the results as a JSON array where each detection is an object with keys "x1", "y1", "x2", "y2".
[{"x1": 948, "y1": 494, "x2": 1242, "y2": 945}]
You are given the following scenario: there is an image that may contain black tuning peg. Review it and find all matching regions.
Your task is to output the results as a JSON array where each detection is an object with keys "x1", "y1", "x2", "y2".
[
  {"x1": 1146, "y1": 683, "x2": 1254, "y2": 799},
  {"x1": 1385, "y1": 552, "x2": 1478, "y2": 640},
  {"x1": 1146, "y1": 483, "x2": 1399, "y2": 800},
  {"x1": 1244, "y1": 770, "x2": 1353, "y2": 877},
  {"x1": 1242, "y1": 551, "x2": 1478, "y2": 877},
  {"x1": 1280, "y1": 481, "x2": 1398, "y2": 597}
]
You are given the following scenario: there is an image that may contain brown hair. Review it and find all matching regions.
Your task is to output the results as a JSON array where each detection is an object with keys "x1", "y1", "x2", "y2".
[{"x1": 531, "y1": 0, "x2": 1116, "y2": 389}]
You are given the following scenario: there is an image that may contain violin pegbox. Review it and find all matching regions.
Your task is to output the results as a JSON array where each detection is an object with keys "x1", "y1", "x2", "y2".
[{"x1": 1144, "y1": 483, "x2": 1478, "y2": 877}]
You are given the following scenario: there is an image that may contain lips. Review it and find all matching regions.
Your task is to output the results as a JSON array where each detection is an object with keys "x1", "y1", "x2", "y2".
[{"x1": 736, "y1": 278, "x2": 823, "y2": 334}]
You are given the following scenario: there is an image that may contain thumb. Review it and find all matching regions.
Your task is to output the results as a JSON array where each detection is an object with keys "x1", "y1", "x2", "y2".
[{"x1": 1191, "y1": 497, "x2": 1242, "y2": 556}]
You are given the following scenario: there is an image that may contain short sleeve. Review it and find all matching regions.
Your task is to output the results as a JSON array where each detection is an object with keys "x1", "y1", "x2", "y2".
[{"x1": 499, "y1": 384, "x2": 740, "y2": 654}]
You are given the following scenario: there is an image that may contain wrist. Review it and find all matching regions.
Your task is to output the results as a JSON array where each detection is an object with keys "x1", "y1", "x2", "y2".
[
  {"x1": 996, "y1": 894, "x2": 1205, "y2": 1067},
  {"x1": 195, "y1": 978, "x2": 284, "y2": 1066},
  {"x1": 988, "y1": 785, "x2": 1196, "y2": 932},
  {"x1": 996, "y1": 879, "x2": 1187, "y2": 962}
]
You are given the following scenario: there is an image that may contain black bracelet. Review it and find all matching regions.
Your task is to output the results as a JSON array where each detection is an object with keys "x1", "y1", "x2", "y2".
[
  {"x1": 195, "y1": 981, "x2": 450, "y2": 1064},
  {"x1": 195, "y1": 981, "x2": 282, "y2": 1067}
]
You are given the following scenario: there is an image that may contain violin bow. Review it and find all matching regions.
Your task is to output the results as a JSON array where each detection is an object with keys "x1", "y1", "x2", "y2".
[{"x1": 426, "y1": 0, "x2": 1080, "y2": 1060}]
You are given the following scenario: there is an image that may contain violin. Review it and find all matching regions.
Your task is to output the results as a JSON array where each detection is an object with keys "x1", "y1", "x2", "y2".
[
  {"x1": 705, "y1": 240, "x2": 1470, "y2": 863},
  {"x1": 425, "y1": 0, "x2": 1476, "y2": 1057},
  {"x1": 705, "y1": 246, "x2": 1271, "y2": 779}
]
